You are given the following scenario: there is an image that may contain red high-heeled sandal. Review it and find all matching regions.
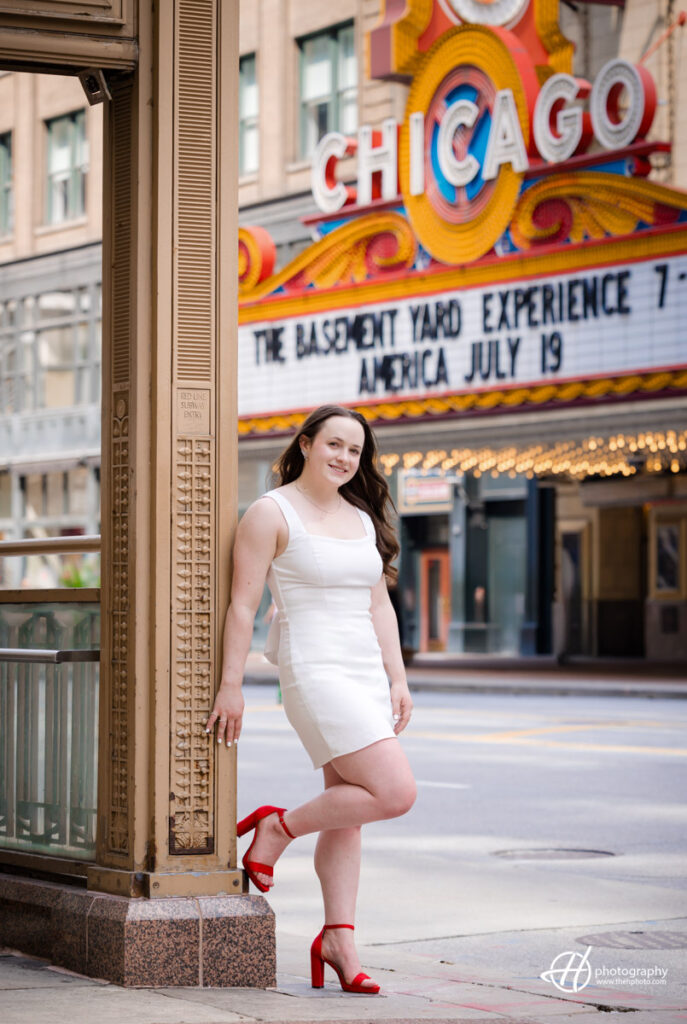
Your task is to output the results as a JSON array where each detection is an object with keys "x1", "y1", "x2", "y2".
[
  {"x1": 310, "y1": 923, "x2": 380, "y2": 994},
  {"x1": 236, "y1": 805, "x2": 295, "y2": 893}
]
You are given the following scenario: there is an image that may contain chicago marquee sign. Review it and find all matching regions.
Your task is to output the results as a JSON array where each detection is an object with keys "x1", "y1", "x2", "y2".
[{"x1": 238, "y1": 0, "x2": 687, "y2": 433}]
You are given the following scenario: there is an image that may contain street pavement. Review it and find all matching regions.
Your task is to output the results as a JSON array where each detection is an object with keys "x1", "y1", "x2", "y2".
[{"x1": 2, "y1": 679, "x2": 687, "y2": 1024}]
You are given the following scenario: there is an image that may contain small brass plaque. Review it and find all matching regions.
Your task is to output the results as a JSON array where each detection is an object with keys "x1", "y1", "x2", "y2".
[{"x1": 177, "y1": 388, "x2": 211, "y2": 435}]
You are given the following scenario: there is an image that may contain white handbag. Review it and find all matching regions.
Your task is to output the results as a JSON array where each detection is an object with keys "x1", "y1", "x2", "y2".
[{"x1": 263, "y1": 612, "x2": 280, "y2": 665}]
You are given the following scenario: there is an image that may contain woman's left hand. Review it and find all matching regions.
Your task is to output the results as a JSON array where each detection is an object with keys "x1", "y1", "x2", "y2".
[{"x1": 390, "y1": 681, "x2": 413, "y2": 734}]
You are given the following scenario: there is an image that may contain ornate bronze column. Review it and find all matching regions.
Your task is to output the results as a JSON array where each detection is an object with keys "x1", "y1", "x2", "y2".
[
  {"x1": 0, "y1": 0, "x2": 274, "y2": 987},
  {"x1": 94, "y1": 0, "x2": 242, "y2": 895}
]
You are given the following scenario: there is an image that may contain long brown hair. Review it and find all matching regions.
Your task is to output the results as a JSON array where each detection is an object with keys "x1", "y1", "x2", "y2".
[{"x1": 275, "y1": 405, "x2": 399, "y2": 581}]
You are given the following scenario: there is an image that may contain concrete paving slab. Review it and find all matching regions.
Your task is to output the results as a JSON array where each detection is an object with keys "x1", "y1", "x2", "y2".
[
  {"x1": 0, "y1": 953, "x2": 97, "y2": 989},
  {"x1": 0, "y1": 982, "x2": 246, "y2": 1024},
  {"x1": 555, "y1": 1015, "x2": 687, "y2": 1024},
  {"x1": 161, "y1": 984, "x2": 512, "y2": 1021}
]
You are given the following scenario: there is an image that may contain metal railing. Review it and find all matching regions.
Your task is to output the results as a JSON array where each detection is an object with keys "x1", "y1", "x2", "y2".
[
  {"x1": 0, "y1": 536, "x2": 101, "y2": 556},
  {"x1": 0, "y1": 649, "x2": 100, "y2": 663},
  {"x1": 0, "y1": 537, "x2": 100, "y2": 863}
]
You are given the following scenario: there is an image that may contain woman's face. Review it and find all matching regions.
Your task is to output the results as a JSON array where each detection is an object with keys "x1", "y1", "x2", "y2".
[{"x1": 301, "y1": 415, "x2": 365, "y2": 487}]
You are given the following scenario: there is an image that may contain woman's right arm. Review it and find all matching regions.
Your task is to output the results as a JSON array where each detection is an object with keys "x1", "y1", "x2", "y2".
[{"x1": 205, "y1": 498, "x2": 283, "y2": 746}]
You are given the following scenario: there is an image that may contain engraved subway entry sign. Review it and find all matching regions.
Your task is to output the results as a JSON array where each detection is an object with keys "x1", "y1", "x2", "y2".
[{"x1": 177, "y1": 388, "x2": 211, "y2": 435}]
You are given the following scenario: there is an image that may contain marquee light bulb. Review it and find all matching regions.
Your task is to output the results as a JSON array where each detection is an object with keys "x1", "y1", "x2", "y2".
[{"x1": 381, "y1": 429, "x2": 684, "y2": 485}]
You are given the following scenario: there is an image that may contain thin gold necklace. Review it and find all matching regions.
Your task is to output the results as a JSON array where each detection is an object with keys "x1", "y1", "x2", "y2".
[{"x1": 295, "y1": 483, "x2": 342, "y2": 516}]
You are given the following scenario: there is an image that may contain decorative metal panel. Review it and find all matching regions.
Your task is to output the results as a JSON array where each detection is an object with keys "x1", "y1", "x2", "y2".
[
  {"x1": 109, "y1": 390, "x2": 130, "y2": 854},
  {"x1": 112, "y1": 84, "x2": 132, "y2": 388},
  {"x1": 169, "y1": 437, "x2": 214, "y2": 855},
  {"x1": 106, "y1": 76, "x2": 133, "y2": 856},
  {"x1": 174, "y1": 0, "x2": 215, "y2": 382},
  {"x1": 169, "y1": 0, "x2": 217, "y2": 857}
]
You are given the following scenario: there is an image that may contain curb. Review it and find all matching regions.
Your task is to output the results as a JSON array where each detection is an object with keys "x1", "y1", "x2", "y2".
[{"x1": 242, "y1": 671, "x2": 687, "y2": 700}]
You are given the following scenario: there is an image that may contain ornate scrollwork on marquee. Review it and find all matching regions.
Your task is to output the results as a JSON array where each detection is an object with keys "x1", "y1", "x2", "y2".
[
  {"x1": 533, "y1": 0, "x2": 574, "y2": 75},
  {"x1": 237, "y1": 369, "x2": 687, "y2": 437},
  {"x1": 239, "y1": 225, "x2": 277, "y2": 297},
  {"x1": 511, "y1": 172, "x2": 687, "y2": 249},
  {"x1": 369, "y1": 0, "x2": 572, "y2": 82},
  {"x1": 238, "y1": 213, "x2": 417, "y2": 301},
  {"x1": 368, "y1": 0, "x2": 433, "y2": 81}
]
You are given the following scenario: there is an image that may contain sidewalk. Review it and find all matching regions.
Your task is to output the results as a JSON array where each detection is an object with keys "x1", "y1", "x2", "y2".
[
  {"x1": 2, "y1": 918, "x2": 686, "y2": 1024},
  {"x1": 243, "y1": 651, "x2": 687, "y2": 699},
  {"x1": 3, "y1": 672, "x2": 685, "y2": 1024}
]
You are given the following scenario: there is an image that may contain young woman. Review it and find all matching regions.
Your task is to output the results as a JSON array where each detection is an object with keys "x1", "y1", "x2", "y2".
[{"x1": 205, "y1": 404, "x2": 416, "y2": 995}]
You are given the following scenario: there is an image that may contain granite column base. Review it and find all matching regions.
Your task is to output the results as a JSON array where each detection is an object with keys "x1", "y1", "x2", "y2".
[{"x1": 0, "y1": 873, "x2": 275, "y2": 987}]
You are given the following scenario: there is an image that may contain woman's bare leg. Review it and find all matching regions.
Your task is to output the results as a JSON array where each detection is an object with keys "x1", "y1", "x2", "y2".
[
  {"x1": 245, "y1": 737, "x2": 416, "y2": 889},
  {"x1": 314, "y1": 763, "x2": 361, "y2": 923},
  {"x1": 313, "y1": 763, "x2": 376, "y2": 988},
  {"x1": 295, "y1": 737, "x2": 417, "y2": 832}
]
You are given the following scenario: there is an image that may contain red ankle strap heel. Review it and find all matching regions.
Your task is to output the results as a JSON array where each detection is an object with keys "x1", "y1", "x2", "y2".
[
  {"x1": 310, "y1": 924, "x2": 380, "y2": 994},
  {"x1": 236, "y1": 805, "x2": 295, "y2": 893}
]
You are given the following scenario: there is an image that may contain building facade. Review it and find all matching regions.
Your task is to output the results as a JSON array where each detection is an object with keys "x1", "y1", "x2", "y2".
[
  {"x1": 1, "y1": 0, "x2": 686, "y2": 659},
  {"x1": 236, "y1": 0, "x2": 687, "y2": 662},
  {"x1": 0, "y1": 71, "x2": 102, "y2": 587}
]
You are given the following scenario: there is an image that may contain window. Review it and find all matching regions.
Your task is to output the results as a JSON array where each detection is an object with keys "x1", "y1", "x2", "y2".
[
  {"x1": 0, "y1": 132, "x2": 12, "y2": 236},
  {"x1": 239, "y1": 54, "x2": 259, "y2": 176},
  {"x1": 0, "y1": 300, "x2": 25, "y2": 414},
  {"x1": 16, "y1": 470, "x2": 101, "y2": 589},
  {"x1": 655, "y1": 523, "x2": 680, "y2": 592},
  {"x1": 36, "y1": 289, "x2": 99, "y2": 408},
  {"x1": 0, "y1": 284, "x2": 101, "y2": 415},
  {"x1": 299, "y1": 22, "x2": 357, "y2": 159},
  {"x1": 0, "y1": 471, "x2": 11, "y2": 519},
  {"x1": 46, "y1": 110, "x2": 88, "y2": 224}
]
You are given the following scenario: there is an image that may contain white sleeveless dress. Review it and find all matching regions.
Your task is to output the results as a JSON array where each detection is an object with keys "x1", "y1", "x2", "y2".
[{"x1": 262, "y1": 489, "x2": 395, "y2": 769}]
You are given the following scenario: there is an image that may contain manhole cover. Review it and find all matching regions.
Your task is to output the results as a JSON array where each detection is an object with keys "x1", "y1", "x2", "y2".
[
  {"x1": 493, "y1": 848, "x2": 615, "y2": 860},
  {"x1": 577, "y1": 930, "x2": 687, "y2": 950}
]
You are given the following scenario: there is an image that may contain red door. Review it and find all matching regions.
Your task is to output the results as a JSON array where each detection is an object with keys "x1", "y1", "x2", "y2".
[{"x1": 419, "y1": 548, "x2": 450, "y2": 651}]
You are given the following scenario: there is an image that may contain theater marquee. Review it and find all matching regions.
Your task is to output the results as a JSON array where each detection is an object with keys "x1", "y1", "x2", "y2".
[
  {"x1": 237, "y1": 0, "x2": 687, "y2": 432},
  {"x1": 239, "y1": 250, "x2": 687, "y2": 416}
]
